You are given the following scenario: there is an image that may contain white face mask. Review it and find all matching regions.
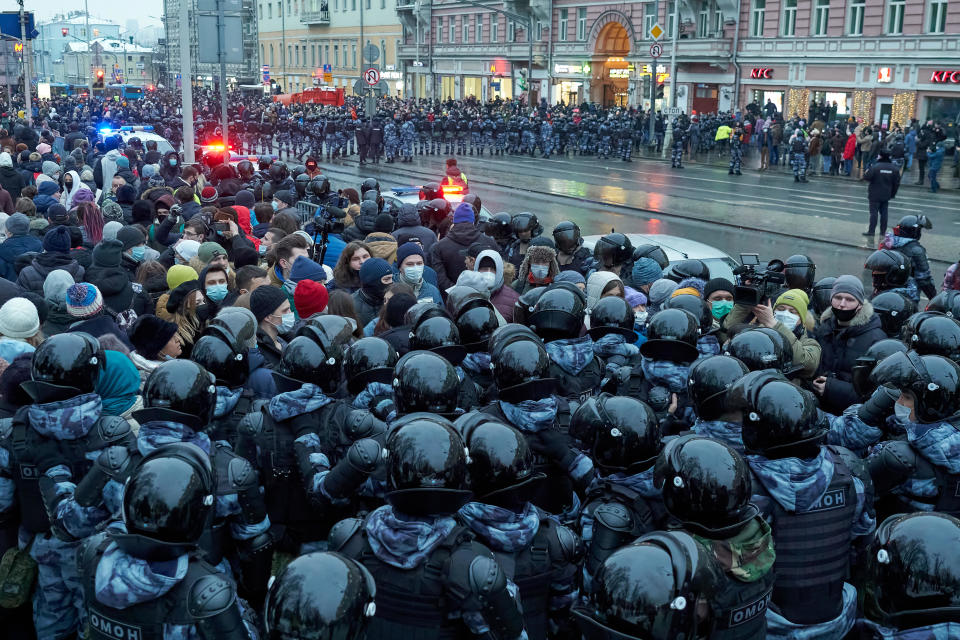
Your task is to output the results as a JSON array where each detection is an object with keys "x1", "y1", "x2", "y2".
[
  {"x1": 894, "y1": 402, "x2": 913, "y2": 422},
  {"x1": 479, "y1": 272, "x2": 497, "y2": 289},
  {"x1": 774, "y1": 310, "x2": 800, "y2": 331}
]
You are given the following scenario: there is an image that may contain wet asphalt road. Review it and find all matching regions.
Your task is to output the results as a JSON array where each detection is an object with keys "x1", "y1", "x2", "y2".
[{"x1": 303, "y1": 148, "x2": 960, "y2": 284}]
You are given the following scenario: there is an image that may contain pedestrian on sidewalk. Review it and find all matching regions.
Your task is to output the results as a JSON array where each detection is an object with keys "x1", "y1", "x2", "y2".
[
  {"x1": 861, "y1": 150, "x2": 900, "y2": 238},
  {"x1": 927, "y1": 143, "x2": 945, "y2": 193}
]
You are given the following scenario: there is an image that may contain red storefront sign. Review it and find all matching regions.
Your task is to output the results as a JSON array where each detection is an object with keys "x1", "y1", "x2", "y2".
[
  {"x1": 750, "y1": 68, "x2": 773, "y2": 79},
  {"x1": 930, "y1": 70, "x2": 960, "y2": 83}
]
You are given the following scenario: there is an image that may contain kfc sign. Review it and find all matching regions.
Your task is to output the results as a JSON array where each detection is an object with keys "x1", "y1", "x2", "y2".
[
  {"x1": 931, "y1": 70, "x2": 960, "y2": 84},
  {"x1": 750, "y1": 68, "x2": 773, "y2": 79}
]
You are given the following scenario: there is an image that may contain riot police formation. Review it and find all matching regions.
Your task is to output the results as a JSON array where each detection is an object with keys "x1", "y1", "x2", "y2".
[{"x1": 5, "y1": 113, "x2": 960, "y2": 640}]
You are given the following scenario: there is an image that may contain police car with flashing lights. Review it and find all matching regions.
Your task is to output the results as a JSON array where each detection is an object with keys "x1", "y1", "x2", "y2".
[
  {"x1": 582, "y1": 233, "x2": 739, "y2": 282},
  {"x1": 384, "y1": 185, "x2": 492, "y2": 222},
  {"x1": 98, "y1": 125, "x2": 176, "y2": 156}
]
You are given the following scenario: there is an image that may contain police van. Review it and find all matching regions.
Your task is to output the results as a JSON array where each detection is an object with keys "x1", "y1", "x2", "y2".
[{"x1": 98, "y1": 125, "x2": 176, "y2": 156}]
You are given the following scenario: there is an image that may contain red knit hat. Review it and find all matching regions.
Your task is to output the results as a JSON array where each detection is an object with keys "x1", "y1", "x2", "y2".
[{"x1": 293, "y1": 279, "x2": 329, "y2": 319}]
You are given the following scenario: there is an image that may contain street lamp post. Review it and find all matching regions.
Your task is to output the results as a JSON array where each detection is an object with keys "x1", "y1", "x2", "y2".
[
  {"x1": 17, "y1": 0, "x2": 32, "y2": 126},
  {"x1": 84, "y1": 0, "x2": 93, "y2": 93}
]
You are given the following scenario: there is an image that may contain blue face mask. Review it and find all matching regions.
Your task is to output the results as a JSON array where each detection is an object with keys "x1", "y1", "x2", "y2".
[
  {"x1": 130, "y1": 245, "x2": 145, "y2": 262},
  {"x1": 206, "y1": 284, "x2": 228, "y2": 302},
  {"x1": 168, "y1": 158, "x2": 178, "y2": 167},
  {"x1": 271, "y1": 200, "x2": 280, "y2": 211}
]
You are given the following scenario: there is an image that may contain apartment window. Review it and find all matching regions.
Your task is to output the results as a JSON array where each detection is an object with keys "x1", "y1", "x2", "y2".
[
  {"x1": 311, "y1": 45, "x2": 316, "y2": 66},
  {"x1": 268, "y1": 3, "x2": 273, "y2": 18},
  {"x1": 751, "y1": 0, "x2": 765, "y2": 36},
  {"x1": 270, "y1": 44, "x2": 275, "y2": 66},
  {"x1": 849, "y1": 0, "x2": 864, "y2": 35},
  {"x1": 577, "y1": 7, "x2": 587, "y2": 41},
  {"x1": 380, "y1": 39, "x2": 387, "y2": 63},
  {"x1": 437, "y1": 17, "x2": 443, "y2": 42},
  {"x1": 536, "y1": 20, "x2": 544, "y2": 40},
  {"x1": 491, "y1": 15, "x2": 498, "y2": 42},
  {"x1": 887, "y1": 0, "x2": 905, "y2": 35},
  {"x1": 325, "y1": 44, "x2": 329, "y2": 63},
  {"x1": 258, "y1": 4, "x2": 263, "y2": 19},
  {"x1": 351, "y1": 0, "x2": 355, "y2": 10},
  {"x1": 334, "y1": 44, "x2": 339, "y2": 66},
  {"x1": 380, "y1": 0, "x2": 385, "y2": 8},
  {"x1": 352, "y1": 44, "x2": 357, "y2": 67},
  {"x1": 698, "y1": 1, "x2": 710, "y2": 37},
  {"x1": 559, "y1": 9, "x2": 568, "y2": 41},
  {"x1": 287, "y1": 45, "x2": 292, "y2": 65},
  {"x1": 714, "y1": 5, "x2": 723, "y2": 32},
  {"x1": 295, "y1": 47, "x2": 300, "y2": 65},
  {"x1": 644, "y1": 4, "x2": 656, "y2": 39},
  {"x1": 508, "y1": 19, "x2": 516, "y2": 42},
  {"x1": 287, "y1": 0, "x2": 292, "y2": 13},
  {"x1": 463, "y1": 19, "x2": 469, "y2": 42},
  {"x1": 929, "y1": 0, "x2": 948, "y2": 33},
  {"x1": 668, "y1": 1, "x2": 676, "y2": 37},
  {"x1": 475, "y1": 14, "x2": 482, "y2": 41},
  {"x1": 366, "y1": 0, "x2": 370, "y2": 9},
  {"x1": 812, "y1": 0, "x2": 829, "y2": 35},
  {"x1": 782, "y1": 0, "x2": 796, "y2": 36},
  {"x1": 450, "y1": 17, "x2": 455, "y2": 42},
  {"x1": 260, "y1": 44, "x2": 265, "y2": 62}
]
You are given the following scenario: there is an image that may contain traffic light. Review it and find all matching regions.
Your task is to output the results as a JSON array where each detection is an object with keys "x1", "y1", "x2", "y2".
[
  {"x1": 656, "y1": 80, "x2": 665, "y2": 100},
  {"x1": 61, "y1": 28, "x2": 68, "y2": 37},
  {"x1": 94, "y1": 69, "x2": 104, "y2": 89}
]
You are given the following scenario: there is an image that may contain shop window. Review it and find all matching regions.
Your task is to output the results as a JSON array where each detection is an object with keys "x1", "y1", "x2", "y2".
[
  {"x1": 782, "y1": 0, "x2": 796, "y2": 36},
  {"x1": 926, "y1": 96, "x2": 960, "y2": 123},
  {"x1": 929, "y1": 0, "x2": 948, "y2": 33},
  {"x1": 751, "y1": 0, "x2": 765, "y2": 37},
  {"x1": 812, "y1": 0, "x2": 829, "y2": 36},
  {"x1": 577, "y1": 8, "x2": 587, "y2": 41},
  {"x1": 695, "y1": 85, "x2": 717, "y2": 99},
  {"x1": 559, "y1": 9, "x2": 568, "y2": 42},
  {"x1": 887, "y1": 0, "x2": 905, "y2": 35},
  {"x1": 849, "y1": 0, "x2": 864, "y2": 36}
]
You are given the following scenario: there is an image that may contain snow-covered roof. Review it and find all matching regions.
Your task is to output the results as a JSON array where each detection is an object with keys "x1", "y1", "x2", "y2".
[
  {"x1": 63, "y1": 37, "x2": 154, "y2": 54},
  {"x1": 43, "y1": 15, "x2": 118, "y2": 26}
]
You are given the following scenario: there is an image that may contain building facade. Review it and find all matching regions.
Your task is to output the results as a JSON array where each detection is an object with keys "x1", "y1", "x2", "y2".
[
  {"x1": 163, "y1": 0, "x2": 260, "y2": 87},
  {"x1": 257, "y1": 0, "x2": 403, "y2": 95},
  {"x1": 397, "y1": 0, "x2": 960, "y2": 124},
  {"x1": 35, "y1": 13, "x2": 122, "y2": 83},
  {"x1": 54, "y1": 38, "x2": 159, "y2": 88}
]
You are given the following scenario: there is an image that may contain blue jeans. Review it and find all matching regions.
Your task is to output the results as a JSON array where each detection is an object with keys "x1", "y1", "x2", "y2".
[
  {"x1": 822, "y1": 156, "x2": 832, "y2": 174},
  {"x1": 844, "y1": 158, "x2": 853, "y2": 175},
  {"x1": 930, "y1": 168, "x2": 940, "y2": 192},
  {"x1": 905, "y1": 152, "x2": 913, "y2": 170}
]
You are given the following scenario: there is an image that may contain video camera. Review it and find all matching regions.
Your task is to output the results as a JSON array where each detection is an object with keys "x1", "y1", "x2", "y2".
[
  {"x1": 733, "y1": 253, "x2": 786, "y2": 306},
  {"x1": 296, "y1": 200, "x2": 345, "y2": 236}
]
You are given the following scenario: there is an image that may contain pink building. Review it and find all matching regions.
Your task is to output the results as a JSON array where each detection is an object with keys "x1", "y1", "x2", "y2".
[{"x1": 398, "y1": 0, "x2": 960, "y2": 124}]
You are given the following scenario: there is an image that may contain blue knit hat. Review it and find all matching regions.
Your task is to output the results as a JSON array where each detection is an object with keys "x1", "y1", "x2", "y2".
[
  {"x1": 42, "y1": 225, "x2": 72, "y2": 253},
  {"x1": 631, "y1": 257, "x2": 663, "y2": 286},
  {"x1": 396, "y1": 242, "x2": 424, "y2": 267},
  {"x1": 66, "y1": 283, "x2": 103, "y2": 319},
  {"x1": 359, "y1": 257, "x2": 392, "y2": 285},
  {"x1": 452, "y1": 202, "x2": 475, "y2": 225}
]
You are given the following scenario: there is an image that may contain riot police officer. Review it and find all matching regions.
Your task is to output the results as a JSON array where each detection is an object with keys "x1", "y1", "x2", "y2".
[
  {"x1": 865, "y1": 249, "x2": 917, "y2": 302},
  {"x1": 890, "y1": 214, "x2": 936, "y2": 300},
  {"x1": 688, "y1": 355, "x2": 750, "y2": 452},
  {"x1": 869, "y1": 291, "x2": 916, "y2": 338},
  {"x1": 553, "y1": 220, "x2": 598, "y2": 276}
]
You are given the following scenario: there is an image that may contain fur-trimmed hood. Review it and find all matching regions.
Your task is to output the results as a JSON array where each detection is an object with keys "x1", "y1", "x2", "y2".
[{"x1": 819, "y1": 300, "x2": 875, "y2": 328}]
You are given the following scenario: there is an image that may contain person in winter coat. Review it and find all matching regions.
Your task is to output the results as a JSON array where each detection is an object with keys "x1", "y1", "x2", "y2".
[
  {"x1": 63, "y1": 282, "x2": 135, "y2": 349},
  {"x1": 16, "y1": 225, "x2": 85, "y2": 294},
  {"x1": 352, "y1": 257, "x2": 394, "y2": 327},
  {"x1": 392, "y1": 202, "x2": 437, "y2": 253},
  {"x1": 41, "y1": 268, "x2": 75, "y2": 335},
  {"x1": 927, "y1": 143, "x2": 945, "y2": 193},
  {"x1": 395, "y1": 242, "x2": 442, "y2": 304},
  {"x1": 812, "y1": 275, "x2": 887, "y2": 415},
  {"x1": 0, "y1": 152, "x2": 25, "y2": 199},
  {"x1": 842, "y1": 131, "x2": 857, "y2": 176},
  {"x1": 85, "y1": 239, "x2": 153, "y2": 321},
  {"x1": 512, "y1": 243, "x2": 560, "y2": 295},
  {"x1": 428, "y1": 203, "x2": 499, "y2": 290},
  {"x1": 861, "y1": 150, "x2": 901, "y2": 237},
  {"x1": 343, "y1": 200, "x2": 379, "y2": 243},
  {"x1": 127, "y1": 313, "x2": 182, "y2": 385},
  {"x1": 331, "y1": 241, "x2": 370, "y2": 293},
  {"x1": 475, "y1": 248, "x2": 519, "y2": 322},
  {"x1": 365, "y1": 215, "x2": 399, "y2": 263},
  {"x1": 94, "y1": 135, "x2": 124, "y2": 191},
  {"x1": 0, "y1": 212, "x2": 41, "y2": 281}
]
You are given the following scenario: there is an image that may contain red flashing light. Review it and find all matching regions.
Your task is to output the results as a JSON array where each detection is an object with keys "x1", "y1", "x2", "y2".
[
  {"x1": 96, "y1": 69, "x2": 104, "y2": 79},
  {"x1": 61, "y1": 28, "x2": 69, "y2": 37}
]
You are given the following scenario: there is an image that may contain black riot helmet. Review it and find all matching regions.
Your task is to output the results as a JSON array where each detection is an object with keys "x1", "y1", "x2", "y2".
[
  {"x1": 511, "y1": 212, "x2": 542, "y2": 237},
  {"x1": 492, "y1": 338, "x2": 556, "y2": 403},
  {"x1": 513, "y1": 286, "x2": 547, "y2": 326},
  {"x1": 236, "y1": 159, "x2": 255, "y2": 181},
  {"x1": 393, "y1": 350, "x2": 460, "y2": 416},
  {"x1": 419, "y1": 181, "x2": 441, "y2": 201},
  {"x1": 894, "y1": 214, "x2": 932, "y2": 240},
  {"x1": 487, "y1": 323, "x2": 542, "y2": 359},
  {"x1": 205, "y1": 306, "x2": 258, "y2": 352},
  {"x1": 572, "y1": 531, "x2": 721, "y2": 640},
  {"x1": 296, "y1": 314, "x2": 355, "y2": 360},
  {"x1": 666, "y1": 294, "x2": 713, "y2": 334},
  {"x1": 404, "y1": 301, "x2": 448, "y2": 328},
  {"x1": 811, "y1": 277, "x2": 837, "y2": 316},
  {"x1": 360, "y1": 177, "x2": 380, "y2": 194},
  {"x1": 783, "y1": 254, "x2": 816, "y2": 291},
  {"x1": 265, "y1": 551, "x2": 377, "y2": 640},
  {"x1": 456, "y1": 305, "x2": 499, "y2": 352},
  {"x1": 593, "y1": 232, "x2": 633, "y2": 269},
  {"x1": 871, "y1": 291, "x2": 917, "y2": 338},
  {"x1": 423, "y1": 198, "x2": 451, "y2": 226},
  {"x1": 905, "y1": 313, "x2": 960, "y2": 361},
  {"x1": 552, "y1": 220, "x2": 583, "y2": 254},
  {"x1": 655, "y1": 435, "x2": 758, "y2": 536},
  {"x1": 269, "y1": 163, "x2": 289, "y2": 183},
  {"x1": 632, "y1": 243, "x2": 669, "y2": 270},
  {"x1": 385, "y1": 416, "x2": 472, "y2": 515},
  {"x1": 28, "y1": 332, "x2": 105, "y2": 395},
  {"x1": 191, "y1": 335, "x2": 249, "y2": 388},
  {"x1": 729, "y1": 372, "x2": 824, "y2": 457},
  {"x1": 870, "y1": 351, "x2": 960, "y2": 423},
  {"x1": 865, "y1": 249, "x2": 912, "y2": 290},
  {"x1": 852, "y1": 339, "x2": 909, "y2": 399},
  {"x1": 463, "y1": 421, "x2": 545, "y2": 506},
  {"x1": 141, "y1": 360, "x2": 217, "y2": 427},
  {"x1": 925, "y1": 290, "x2": 960, "y2": 318},
  {"x1": 866, "y1": 512, "x2": 960, "y2": 629},
  {"x1": 446, "y1": 285, "x2": 492, "y2": 318},
  {"x1": 462, "y1": 193, "x2": 482, "y2": 218},
  {"x1": 666, "y1": 259, "x2": 711, "y2": 283},
  {"x1": 408, "y1": 316, "x2": 466, "y2": 365},
  {"x1": 277, "y1": 336, "x2": 343, "y2": 393},
  {"x1": 115, "y1": 442, "x2": 214, "y2": 561},
  {"x1": 586, "y1": 296, "x2": 636, "y2": 340},
  {"x1": 572, "y1": 394, "x2": 661, "y2": 473},
  {"x1": 723, "y1": 328, "x2": 792, "y2": 375},
  {"x1": 687, "y1": 355, "x2": 749, "y2": 420},
  {"x1": 527, "y1": 285, "x2": 587, "y2": 341},
  {"x1": 344, "y1": 337, "x2": 399, "y2": 394},
  {"x1": 486, "y1": 212, "x2": 513, "y2": 244},
  {"x1": 639, "y1": 308, "x2": 701, "y2": 363}
]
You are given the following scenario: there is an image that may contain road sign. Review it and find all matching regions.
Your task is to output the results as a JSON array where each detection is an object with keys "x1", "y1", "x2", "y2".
[
  {"x1": 364, "y1": 67, "x2": 380, "y2": 86},
  {"x1": 363, "y1": 44, "x2": 380, "y2": 63},
  {"x1": 648, "y1": 22, "x2": 664, "y2": 41},
  {"x1": 650, "y1": 43, "x2": 663, "y2": 58},
  {"x1": 665, "y1": 107, "x2": 682, "y2": 115},
  {"x1": 323, "y1": 72, "x2": 333, "y2": 82}
]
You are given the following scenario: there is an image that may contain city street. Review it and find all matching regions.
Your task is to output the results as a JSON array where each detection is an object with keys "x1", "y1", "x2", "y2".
[{"x1": 316, "y1": 150, "x2": 960, "y2": 283}]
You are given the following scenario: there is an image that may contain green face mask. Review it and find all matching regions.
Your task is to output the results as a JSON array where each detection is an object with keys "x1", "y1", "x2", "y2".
[{"x1": 711, "y1": 300, "x2": 734, "y2": 320}]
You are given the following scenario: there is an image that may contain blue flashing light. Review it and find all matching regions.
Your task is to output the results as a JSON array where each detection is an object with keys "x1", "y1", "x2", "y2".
[{"x1": 98, "y1": 127, "x2": 112, "y2": 134}]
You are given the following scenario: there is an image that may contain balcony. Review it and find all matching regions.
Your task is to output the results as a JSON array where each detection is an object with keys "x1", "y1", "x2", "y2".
[{"x1": 300, "y1": 8, "x2": 330, "y2": 24}]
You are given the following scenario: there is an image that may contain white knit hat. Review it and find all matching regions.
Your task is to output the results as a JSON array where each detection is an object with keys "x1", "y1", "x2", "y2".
[
  {"x1": 0, "y1": 297, "x2": 40, "y2": 338},
  {"x1": 175, "y1": 239, "x2": 201, "y2": 262}
]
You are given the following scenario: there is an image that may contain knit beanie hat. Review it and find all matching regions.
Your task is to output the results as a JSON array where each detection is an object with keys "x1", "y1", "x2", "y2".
[
  {"x1": 452, "y1": 202, "x2": 475, "y2": 225},
  {"x1": 554, "y1": 271, "x2": 586, "y2": 286},
  {"x1": 42, "y1": 225, "x2": 72, "y2": 253},
  {"x1": 703, "y1": 278, "x2": 735, "y2": 300},
  {"x1": 233, "y1": 247, "x2": 259, "y2": 269},
  {"x1": 66, "y1": 283, "x2": 104, "y2": 319},
  {"x1": 396, "y1": 242, "x2": 424, "y2": 267},
  {"x1": 43, "y1": 269, "x2": 75, "y2": 304},
  {"x1": 250, "y1": 285, "x2": 288, "y2": 323},
  {"x1": 174, "y1": 240, "x2": 201, "y2": 263},
  {"x1": 198, "y1": 241, "x2": 227, "y2": 264},
  {"x1": 625, "y1": 287, "x2": 648, "y2": 308},
  {"x1": 102, "y1": 220, "x2": 124, "y2": 241},
  {"x1": 0, "y1": 297, "x2": 39, "y2": 338},
  {"x1": 293, "y1": 279, "x2": 329, "y2": 319},
  {"x1": 41, "y1": 160, "x2": 60, "y2": 178},
  {"x1": 374, "y1": 213, "x2": 395, "y2": 233},
  {"x1": 115, "y1": 226, "x2": 146, "y2": 252},
  {"x1": 359, "y1": 258, "x2": 392, "y2": 286},
  {"x1": 831, "y1": 275, "x2": 865, "y2": 304},
  {"x1": 200, "y1": 186, "x2": 218, "y2": 204},
  {"x1": 631, "y1": 257, "x2": 663, "y2": 286},
  {"x1": 0, "y1": 152, "x2": 11, "y2": 168},
  {"x1": 128, "y1": 314, "x2": 179, "y2": 361},
  {"x1": 775, "y1": 289, "x2": 810, "y2": 320},
  {"x1": 5, "y1": 213, "x2": 28, "y2": 236},
  {"x1": 648, "y1": 279, "x2": 679, "y2": 308},
  {"x1": 115, "y1": 155, "x2": 130, "y2": 169},
  {"x1": 167, "y1": 264, "x2": 199, "y2": 291},
  {"x1": 71, "y1": 188, "x2": 95, "y2": 205},
  {"x1": 234, "y1": 190, "x2": 255, "y2": 209},
  {"x1": 142, "y1": 164, "x2": 158, "y2": 179},
  {"x1": 274, "y1": 190, "x2": 296, "y2": 207},
  {"x1": 93, "y1": 239, "x2": 124, "y2": 268},
  {"x1": 37, "y1": 181, "x2": 59, "y2": 197}
]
